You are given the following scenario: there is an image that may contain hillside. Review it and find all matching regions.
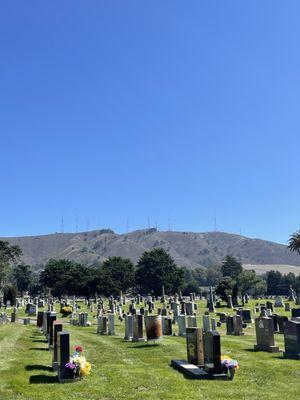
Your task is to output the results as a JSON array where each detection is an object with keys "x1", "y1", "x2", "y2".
[{"x1": 2, "y1": 229, "x2": 300, "y2": 274}]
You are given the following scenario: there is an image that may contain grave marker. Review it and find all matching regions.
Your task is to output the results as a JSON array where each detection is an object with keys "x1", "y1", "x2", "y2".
[{"x1": 254, "y1": 317, "x2": 280, "y2": 352}]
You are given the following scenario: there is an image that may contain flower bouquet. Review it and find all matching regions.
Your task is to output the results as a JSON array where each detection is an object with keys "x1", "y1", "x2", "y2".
[
  {"x1": 65, "y1": 346, "x2": 92, "y2": 380},
  {"x1": 221, "y1": 355, "x2": 239, "y2": 380},
  {"x1": 61, "y1": 306, "x2": 73, "y2": 317}
]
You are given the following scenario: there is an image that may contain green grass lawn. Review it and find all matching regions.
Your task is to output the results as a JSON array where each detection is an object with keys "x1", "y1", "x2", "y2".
[{"x1": 0, "y1": 300, "x2": 299, "y2": 400}]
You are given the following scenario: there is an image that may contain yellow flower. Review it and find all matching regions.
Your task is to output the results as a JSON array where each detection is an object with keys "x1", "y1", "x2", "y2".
[{"x1": 81, "y1": 362, "x2": 91, "y2": 376}]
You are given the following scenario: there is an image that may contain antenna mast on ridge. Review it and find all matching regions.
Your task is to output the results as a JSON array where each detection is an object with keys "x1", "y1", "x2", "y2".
[{"x1": 75, "y1": 215, "x2": 78, "y2": 233}]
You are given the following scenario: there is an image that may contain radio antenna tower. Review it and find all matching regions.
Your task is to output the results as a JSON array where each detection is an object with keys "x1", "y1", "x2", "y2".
[
  {"x1": 61, "y1": 215, "x2": 64, "y2": 233},
  {"x1": 75, "y1": 215, "x2": 78, "y2": 233}
]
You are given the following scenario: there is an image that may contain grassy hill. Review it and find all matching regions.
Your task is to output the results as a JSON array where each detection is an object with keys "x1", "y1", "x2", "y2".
[{"x1": 2, "y1": 229, "x2": 300, "y2": 273}]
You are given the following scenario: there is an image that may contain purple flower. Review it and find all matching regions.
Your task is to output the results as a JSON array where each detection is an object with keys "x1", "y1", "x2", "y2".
[{"x1": 65, "y1": 362, "x2": 76, "y2": 370}]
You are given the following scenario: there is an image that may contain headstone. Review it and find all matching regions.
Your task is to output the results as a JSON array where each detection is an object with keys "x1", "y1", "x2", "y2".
[
  {"x1": 203, "y1": 330, "x2": 223, "y2": 375},
  {"x1": 233, "y1": 315, "x2": 244, "y2": 336},
  {"x1": 277, "y1": 315, "x2": 288, "y2": 334},
  {"x1": 187, "y1": 315, "x2": 197, "y2": 328},
  {"x1": 53, "y1": 322, "x2": 63, "y2": 370},
  {"x1": 178, "y1": 315, "x2": 187, "y2": 337},
  {"x1": 186, "y1": 327, "x2": 204, "y2": 366},
  {"x1": 292, "y1": 308, "x2": 300, "y2": 319},
  {"x1": 254, "y1": 317, "x2": 280, "y2": 352},
  {"x1": 186, "y1": 302, "x2": 195, "y2": 316},
  {"x1": 242, "y1": 309, "x2": 253, "y2": 323},
  {"x1": 227, "y1": 295, "x2": 233, "y2": 309},
  {"x1": 226, "y1": 315, "x2": 234, "y2": 335},
  {"x1": 57, "y1": 331, "x2": 70, "y2": 381},
  {"x1": 266, "y1": 301, "x2": 273, "y2": 312},
  {"x1": 38, "y1": 299, "x2": 45, "y2": 308},
  {"x1": 108, "y1": 314, "x2": 115, "y2": 335},
  {"x1": 202, "y1": 315, "x2": 210, "y2": 333},
  {"x1": 211, "y1": 318, "x2": 217, "y2": 331},
  {"x1": 260, "y1": 308, "x2": 268, "y2": 317},
  {"x1": 37, "y1": 311, "x2": 44, "y2": 327},
  {"x1": 78, "y1": 312, "x2": 88, "y2": 327},
  {"x1": 274, "y1": 296, "x2": 284, "y2": 308},
  {"x1": 144, "y1": 315, "x2": 163, "y2": 341},
  {"x1": 219, "y1": 312, "x2": 227, "y2": 324},
  {"x1": 28, "y1": 304, "x2": 37, "y2": 316},
  {"x1": 49, "y1": 312, "x2": 57, "y2": 347},
  {"x1": 180, "y1": 302, "x2": 186, "y2": 315},
  {"x1": 11, "y1": 310, "x2": 17, "y2": 323},
  {"x1": 266, "y1": 309, "x2": 272, "y2": 317},
  {"x1": 161, "y1": 308, "x2": 168, "y2": 317},
  {"x1": 283, "y1": 320, "x2": 300, "y2": 359},
  {"x1": 271, "y1": 314, "x2": 279, "y2": 333},
  {"x1": 161, "y1": 285, "x2": 166, "y2": 303},
  {"x1": 42, "y1": 311, "x2": 47, "y2": 334},
  {"x1": 171, "y1": 302, "x2": 180, "y2": 323},
  {"x1": 161, "y1": 316, "x2": 172, "y2": 335},
  {"x1": 97, "y1": 316, "x2": 108, "y2": 335},
  {"x1": 285, "y1": 303, "x2": 291, "y2": 312},
  {"x1": 124, "y1": 315, "x2": 133, "y2": 341},
  {"x1": 208, "y1": 287, "x2": 215, "y2": 312},
  {"x1": 133, "y1": 314, "x2": 145, "y2": 342}
]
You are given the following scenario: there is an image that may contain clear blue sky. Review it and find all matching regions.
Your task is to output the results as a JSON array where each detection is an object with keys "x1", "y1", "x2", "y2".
[{"x1": 0, "y1": 1, "x2": 299, "y2": 243}]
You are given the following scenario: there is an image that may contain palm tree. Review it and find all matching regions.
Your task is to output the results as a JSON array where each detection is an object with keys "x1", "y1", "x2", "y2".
[{"x1": 288, "y1": 230, "x2": 300, "y2": 255}]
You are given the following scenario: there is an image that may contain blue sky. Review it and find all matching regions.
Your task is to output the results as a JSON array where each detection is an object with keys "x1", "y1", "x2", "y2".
[{"x1": 0, "y1": 1, "x2": 299, "y2": 243}]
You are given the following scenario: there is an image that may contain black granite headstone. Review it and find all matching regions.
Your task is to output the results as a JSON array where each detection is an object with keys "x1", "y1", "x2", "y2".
[
  {"x1": 291, "y1": 308, "x2": 300, "y2": 318},
  {"x1": 283, "y1": 320, "x2": 300, "y2": 359},
  {"x1": 57, "y1": 331, "x2": 70, "y2": 380},
  {"x1": 203, "y1": 330, "x2": 222, "y2": 374}
]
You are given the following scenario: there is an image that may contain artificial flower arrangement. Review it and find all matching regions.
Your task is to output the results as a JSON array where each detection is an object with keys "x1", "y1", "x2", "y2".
[
  {"x1": 65, "y1": 346, "x2": 92, "y2": 379},
  {"x1": 61, "y1": 306, "x2": 73, "y2": 317},
  {"x1": 221, "y1": 355, "x2": 239, "y2": 380}
]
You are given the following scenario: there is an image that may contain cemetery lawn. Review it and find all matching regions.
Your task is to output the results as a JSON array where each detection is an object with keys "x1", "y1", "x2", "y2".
[{"x1": 1, "y1": 301, "x2": 300, "y2": 400}]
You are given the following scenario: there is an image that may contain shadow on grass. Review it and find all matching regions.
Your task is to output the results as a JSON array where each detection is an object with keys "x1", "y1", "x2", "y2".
[
  {"x1": 244, "y1": 349, "x2": 259, "y2": 352},
  {"x1": 273, "y1": 355, "x2": 291, "y2": 360},
  {"x1": 32, "y1": 339, "x2": 48, "y2": 343},
  {"x1": 29, "y1": 347, "x2": 49, "y2": 351},
  {"x1": 29, "y1": 375, "x2": 58, "y2": 384},
  {"x1": 26, "y1": 365, "x2": 53, "y2": 372},
  {"x1": 129, "y1": 343, "x2": 160, "y2": 349}
]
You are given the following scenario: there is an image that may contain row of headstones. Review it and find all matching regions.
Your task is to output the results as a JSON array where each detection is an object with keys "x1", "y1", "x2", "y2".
[
  {"x1": 70, "y1": 312, "x2": 89, "y2": 326},
  {"x1": 38, "y1": 311, "x2": 74, "y2": 381},
  {"x1": 257, "y1": 300, "x2": 293, "y2": 313},
  {"x1": 96, "y1": 314, "x2": 201, "y2": 341},
  {"x1": 97, "y1": 313, "x2": 218, "y2": 340}
]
